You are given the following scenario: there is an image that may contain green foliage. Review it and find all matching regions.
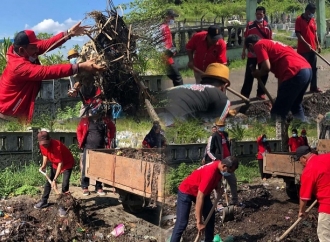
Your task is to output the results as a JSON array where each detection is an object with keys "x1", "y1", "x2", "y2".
[
  {"x1": 0, "y1": 38, "x2": 12, "y2": 74},
  {"x1": 0, "y1": 120, "x2": 24, "y2": 132},
  {"x1": 14, "y1": 185, "x2": 40, "y2": 196},
  {"x1": 31, "y1": 113, "x2": 56, "y2": 131},
  {"x1": 166, "y1": 119, "x2": 209, "y2": 143},
  {"x1": 228, "y1": 123, "x2": 246, "y2": 141},
  {"x1": 235, "y1": 160, "x2": 260, "y2": 183},
  {"x1": 56, "y1": 103, "x2": 82, "y2": 120},
  {"x1": 0, "y1": 163, "x2": 44, "y2": 198},
  {"x1": 166, "y1": 162, "x2": 200, "y2": 194}
]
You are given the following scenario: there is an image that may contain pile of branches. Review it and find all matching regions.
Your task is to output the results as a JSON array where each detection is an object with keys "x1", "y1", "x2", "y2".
[{"x1": 75, "y1": 0, "x2": 153, "y2": 121}]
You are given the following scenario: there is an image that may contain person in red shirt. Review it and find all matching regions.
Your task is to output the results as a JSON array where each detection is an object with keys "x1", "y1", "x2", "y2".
[
  {"x1": 0, "y1": 22, "x2": 105, "y2": 124},
  {"x1": 34, "y1": 131, "x2": 75, "y2": 217},
  {"x1": 288, "y1": 129, "x2": 303, "y2": 152},
  {"x1": 300, "y1": 129, "x2": 309, "y2": 147},
  {"x1": 77, "y1": 103, "x2": 116, "y2": 195},
  {"x1": 142, "y1": 123, "x2": 166, "y2": 148},
  {"x1": 295, "y1": 3, "x2": 322, "y2": 93},
  {"x1": 186, "y1": 25, "x2": 227, "y2": 84},
  {"x1": 241, "y1": 6, "x2": 272, "y2": 100},
  {"x1": 170, "y1": 157, "x2": 239, "y2": 242},
  {"x1": 245, "y1": 35, "x2": 312, "y2": 121},
  {"x1": 160, "y1": 9, "x2": 183, "y2": 87},
  {"x1": 295, "y1": 146, "x2": 330, "y2": 242},
  {"x1": 256, "y1": 134, "x2": 271, "y2": 180}
]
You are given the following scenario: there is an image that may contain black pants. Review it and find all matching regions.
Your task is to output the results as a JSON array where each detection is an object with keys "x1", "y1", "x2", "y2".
[
  {"x1": 258, "y1": 159, "x2": 271, "y2": 179},
  {"x1": 81, "y1": 148, "x2": 103, "y2": 190},
  {"x1": 166, "y1": 63, "x2": 183, "y2": 87},
  {"x1": 241, "y1": 57, "x2": 269, "y2": 98},
  {"x1": 300, "y1": 51, "x2": 317, "y2": 90},
  {"x1": 41, "y1": 167, "x2": 72, "y2": 202}
]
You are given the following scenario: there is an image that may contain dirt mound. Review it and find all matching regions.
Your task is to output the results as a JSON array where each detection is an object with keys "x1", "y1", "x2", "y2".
[
  {"x1": 162, "y1": 180, "x2": 319, "y2": 242},
  {"x1": 303, "y1": 90, "x2": 330, "y2": 118},
  {"x1": 112, "y1": 148, "x2": 166, "y2": 163}
]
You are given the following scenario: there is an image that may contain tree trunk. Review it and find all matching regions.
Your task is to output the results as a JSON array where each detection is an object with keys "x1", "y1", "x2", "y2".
[
  {"x1": 276, "y1": 117, "x2": 289, "y2": 152},
  {"x1": 145, "y1": 99, "x2": 160, "y2": 122}
]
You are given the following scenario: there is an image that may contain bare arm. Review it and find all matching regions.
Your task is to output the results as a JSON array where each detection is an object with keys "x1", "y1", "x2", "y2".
[
  {"x1": 299, "y1": 198, "x2": 308, "y2": 217},
  {"x1": 195, "y1": 190, "x2": 205, "y2": 224},
  {"x1": 296, "y1": 32, "x2": 311, "y2": 49},
  {"x1": 258, "y1": 59, "x2": 271, "y2": 76},
  {"x1": 40, "y1": 155, "x2": 48, "y2": 170},
  {"x1": 53, "y1": 162, "x2": 62, "y2": 181}
]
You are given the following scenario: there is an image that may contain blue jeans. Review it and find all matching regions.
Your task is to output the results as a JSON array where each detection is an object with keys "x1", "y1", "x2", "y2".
[
  {"x1": 271, "y1": 68, "x2": 312, "y2": 121},
  {"x1": 170, "y1": 190, "x2": 215, "y2": 242}
]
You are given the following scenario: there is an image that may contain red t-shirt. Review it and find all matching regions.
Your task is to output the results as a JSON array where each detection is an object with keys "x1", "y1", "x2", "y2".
[
  {"x1": 244, "y1": 20, "x2": 272, "y2": 58},
  {"x1": 186, "y1": 31, "x2": 227, "y2": 72},
  {"x1": 256, "y1": 136, "x2": 271, "y2": 160},
  {"x1": 179, "y1": 161, "x2": 222, "y2": 196},
  {"x1": 39, "y1": 139, "x2": 75, "y2": 172},
  {"x1": 160, "y1": 24, "x2": 174, "y2": 65},
  {"x1": 300, "y1": 154, "x2": 330, "y2": 214},
  {"x1": 288, "y1": 137, "x2": 303, "y2": 152},
  {"x1": 254, "y1": 39, "x2": 311, "y2": 82},
  {"x1": 295, "y1": 14, "x2": 317, "y2": 54},
  {"x1": 219, "y1": 132, "x2": 230, "y2": 159}
]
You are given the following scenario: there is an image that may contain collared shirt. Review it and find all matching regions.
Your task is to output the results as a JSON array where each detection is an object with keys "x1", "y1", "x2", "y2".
[
  {"x1": 244, "y1": 20, "x2": 272, "y2": 58},
  {"x1": 160, "y1": 23, "x2": 174, "y2": 65},
  {"x1": 186, "y1": 31, "x2": 227, "y2": 72},
  {"x1": 254, "y1": 39, "x2": 311, "y2": 82},
  {"x1": 295, "y1": 14, "x2": 317, "y2": 53}
]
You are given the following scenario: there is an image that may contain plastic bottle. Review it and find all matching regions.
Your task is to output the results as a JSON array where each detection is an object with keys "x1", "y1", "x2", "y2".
[{"x1": 213, "y1": 234, "x2": 223, "y2": 242}]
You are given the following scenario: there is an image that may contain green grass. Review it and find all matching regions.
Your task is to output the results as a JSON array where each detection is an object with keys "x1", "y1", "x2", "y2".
[{"x1": 235, "y1": 160, "x2": 260, "y2": 183}]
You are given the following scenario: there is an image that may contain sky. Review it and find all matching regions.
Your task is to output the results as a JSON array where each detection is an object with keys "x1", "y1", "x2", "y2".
[{"x1": 0, "y1": 0, "x2": 130, "y2": 55}]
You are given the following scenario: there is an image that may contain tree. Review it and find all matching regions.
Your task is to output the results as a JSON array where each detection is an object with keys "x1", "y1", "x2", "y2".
[{"x1": 0, "y1": 38, "x2": 13, "y2": 73}]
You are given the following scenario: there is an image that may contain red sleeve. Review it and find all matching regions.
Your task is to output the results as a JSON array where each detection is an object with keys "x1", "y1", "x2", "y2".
[
  {"x1": 257, "y1": 136, "x2": 263, "y2": 145},
  {"x1": 15, "y1": 62, "x2": 74, "y2": 82},
  {"x1": 254, "y1": 42, "x2": 269, "y2": 64},
  {"x1": 217, "y1": 40, "x2": 227, "y2": 64},
  {"x1": 186, "y1": 34, "x2": 197, "y2": 51},
  {"x1": 288, "y1": 138, "x2": 292, "y2": 147},
  {"x1": 37, "y1": 32, "x2": 68, "y2": 55},
  {"x1": 76, "y1": 119, "x2": 85, "y2": 148},
  {"x1": 105, "y1": 118, "x2": 116, "y2": 148},
  {"x1": 39, "y1": 145, "x2": 46, "y2": 156},
  {"x1": 142, "y1": 140, "x2": 150, "y2": 148},
  {"x1": 268, "y1": 27, "x2": 273, "y2": 40},
  {"x1": 244, "y1": 23, "x2": 250, "y2": 38},
  {"x1": 198, "y1": 167, "x2": 220, "y2": 195},
  {"x1": 295, "y1": 18, "x2": 301, "y2": 33},
  {"x1": 161, "y1": 25, "x2": 172, "y2": 49},
  {"x1": 50, "y1": 141, "x2": 63, "y2": 164},
  {"x1": 300, "y1": 168, "x2": 315, "y2": 200}
]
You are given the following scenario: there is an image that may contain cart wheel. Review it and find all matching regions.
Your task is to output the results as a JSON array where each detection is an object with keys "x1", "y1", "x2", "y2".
[
  {"x1": 122, "y1": 193, "x2": 144, "y2": 214},
  {"x1": 285, "y1": 181, "x2": 300, "y2": 200}
]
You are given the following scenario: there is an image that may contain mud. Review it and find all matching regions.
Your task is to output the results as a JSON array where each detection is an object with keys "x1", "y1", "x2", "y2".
[{"x1": 162, "y1": 179, "x2": 319, "y2": 242}]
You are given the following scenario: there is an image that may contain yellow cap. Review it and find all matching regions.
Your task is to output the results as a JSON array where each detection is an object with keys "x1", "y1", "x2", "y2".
[
  {"x1": 215, "y1": 119, "x2": 225, "y2": 126},
  {"x1": 201, "y1": 63, "x2": 230, "y2": 86},
  {"x1": 67, "y1": 49, "x2": 78, "y2": 58}
]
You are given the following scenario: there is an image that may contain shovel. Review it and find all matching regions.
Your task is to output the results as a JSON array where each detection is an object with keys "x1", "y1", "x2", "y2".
[
  {"x1": 312, "y1": 49, "x2": 330, "y2": 66},
  {"x1": 221, "y1": 179, "x2": 235, "y2": 223},
  {"x1": 193, "y1": 193, "x2": 222, "y2": 242},
  {"x1": 249, "y1": 65, "x2": 274, "y2": 105},
  {"x1": 276, "y1": 200, "x2": 318, "y2": 241},
  {"x1": 39, "y1": 169, "x2": 60, "y2": 195}
]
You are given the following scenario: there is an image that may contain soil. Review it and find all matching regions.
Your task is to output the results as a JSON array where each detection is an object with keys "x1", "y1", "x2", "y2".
[
  {"x1": 0, "y1": 186, "x2": 165, "y2": 242},
  {"x1": 161, "y1": 178, "x2": 319, "y2": 242}
]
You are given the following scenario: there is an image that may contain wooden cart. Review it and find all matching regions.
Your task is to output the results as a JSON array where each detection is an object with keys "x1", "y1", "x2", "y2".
[
  {"x1": 85, "y1": 148, "x2": 166, "y2": 213},
  {"x1": 263, "y1": 139, "x2": 330, "y2": 199}
]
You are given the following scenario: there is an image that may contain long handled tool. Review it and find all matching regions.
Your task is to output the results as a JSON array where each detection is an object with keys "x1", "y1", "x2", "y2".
[
  {"x1": 249, "y1": 65, "x2": 274, "y2": 105},
  {"x1": 312, "y1": 49, "x2": 330, "y2": 66},
  {"x1": 193, "y1": 194, "x2": 222, "y2": 242},
  {"x1": 192, "y1": 66, "x2": 250, "y2": 104},
  {"x1": 39, "y1": 169, "x2": 60, "y2": 195},
  {"x1": 276, "y1": 200, "x2": 318, "y2": 241}
]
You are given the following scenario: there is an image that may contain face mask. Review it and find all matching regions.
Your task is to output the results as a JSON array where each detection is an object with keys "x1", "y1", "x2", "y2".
[
  {"x1": 218, "y1": 127, "x2": 225, "y2": 132},
  {"x1": 292, "y1": 134, "x2": 297, "y2": 137},
  {"x1": 70, "y1": 57, "x2": 77, "y2": 64},
  {"x1": 169, "y1": 19, "x2": 175, "y2": 25},
  {"x1": 302, "y1": 135, "x2": 306, "y2": 137},
  {"x1": 24, "y1": 49, "x2": 37, "y2": 63},
  {"x1": 309, "y1": 14, "x2": 314, "y2": 18},
  {"x1": 256, "y1": 18, "x2": 264, "y2": 22},
  {"x1": 262, "y1": 138, "x2": 267, "y2": 142},
  {"x1": 221, "y1": 171, "x2": 231, "y2": 177}
]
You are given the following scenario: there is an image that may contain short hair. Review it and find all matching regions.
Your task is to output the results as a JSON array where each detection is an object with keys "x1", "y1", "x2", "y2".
[
  {"x1": 222, "y1": 156, "x2": 239, "y2": 169},
  {"x1": 244, "y1": 34, "x2": 260, "y2": 48},
  {"x1": 256, "y1": 6, "x2": 266, "y2": 14},
  {"x1": 212, "y1": 126, "x2": 217, "y2": 129},
  {"x1": 292, "y1": 128, "x2": 298, "y2": 133},
  {"x1": 13, "y1": 44, "x2": 27, "y2": 53},
  {"x1": 305, "y1": 3, "x2": 316, "y2": 11}
]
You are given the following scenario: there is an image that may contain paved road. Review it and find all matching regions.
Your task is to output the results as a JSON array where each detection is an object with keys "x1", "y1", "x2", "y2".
[{"x1": 162, "y1": 52, "x2": 330, "y2": 110}]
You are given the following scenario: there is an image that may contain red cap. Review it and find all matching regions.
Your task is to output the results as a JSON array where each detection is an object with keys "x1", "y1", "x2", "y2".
[{"x1": 14, "y1": 30, "x2": 41, "y2": 46}]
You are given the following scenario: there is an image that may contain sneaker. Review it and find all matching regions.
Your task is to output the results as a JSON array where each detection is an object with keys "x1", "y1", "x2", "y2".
[
  {"x1": 310, "y1": 88, "x2": 323, "y2": 93},
  {"x1": 58, "y1": 207, "x2": 67, "y2": 217},
  {"x1": 256, "y1": 94, "x2": 266, "y2": 100},
  {"x1": 82, "y1": 188, "x2": 90, "y2": 196},
  {"x1": 34, "y1": 201, "x2": 48, "y2": 209},
  {"x1": 96, "y1": 189, "x2": 106, "y2": 196}
]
